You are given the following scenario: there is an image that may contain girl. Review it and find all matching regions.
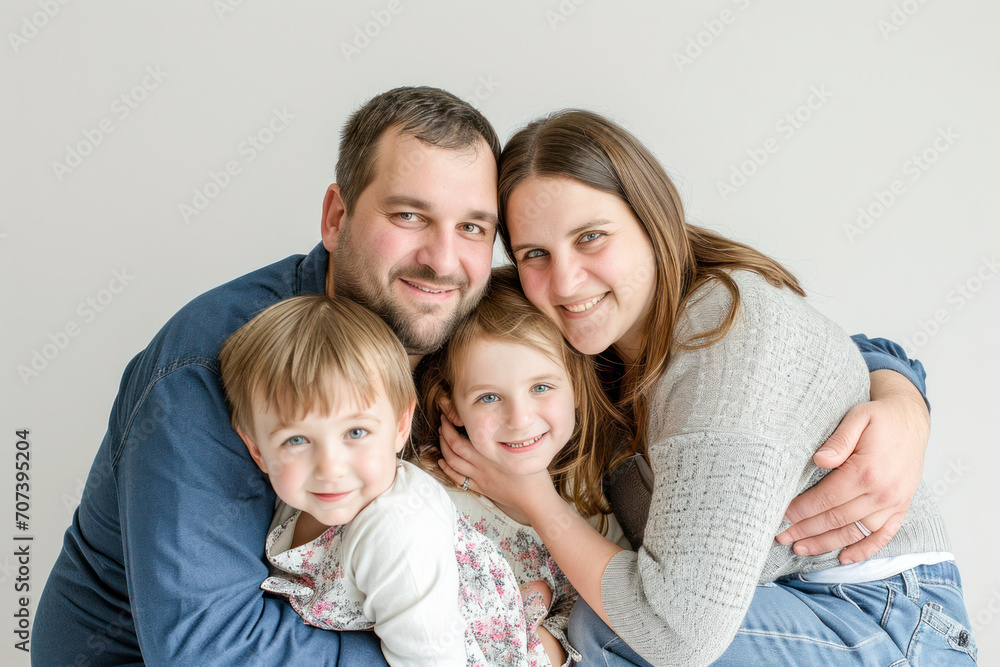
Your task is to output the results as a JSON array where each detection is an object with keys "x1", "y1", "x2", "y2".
[
  {"x1": 416, "y1": 265, "x2": 626, "y2": 667},
  {"x1": 440, "y1": 110, "x2": 976, "y2": 665}
]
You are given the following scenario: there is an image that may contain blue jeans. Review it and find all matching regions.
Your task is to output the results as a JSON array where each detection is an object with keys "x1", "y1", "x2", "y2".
[{"x1": 567, "y1": 561, "x2": 977, "y2": 665}]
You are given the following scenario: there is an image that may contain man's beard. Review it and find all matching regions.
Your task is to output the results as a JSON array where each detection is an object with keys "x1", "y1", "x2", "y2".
[{"x1": 329, "y1": 230, "x2": 485, "y2": 356}]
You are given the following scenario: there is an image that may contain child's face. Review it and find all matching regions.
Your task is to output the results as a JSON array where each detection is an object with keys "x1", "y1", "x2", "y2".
[
  {"x1": 449, "y1": 338, "x2": 576, "y2": 477},
  {"x1": 239, "y1": 388, "x2": 414, "y2": 527}
]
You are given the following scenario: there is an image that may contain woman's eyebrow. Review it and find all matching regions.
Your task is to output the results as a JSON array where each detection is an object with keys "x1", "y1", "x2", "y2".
[{"x1": 510, "y1": 220, "x2": 612, "y2": 254}]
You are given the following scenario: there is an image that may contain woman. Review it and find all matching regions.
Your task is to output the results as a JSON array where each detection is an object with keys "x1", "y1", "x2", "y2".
[{"x1": 439, "y1": 110, "x2": 976, "y2": 665}]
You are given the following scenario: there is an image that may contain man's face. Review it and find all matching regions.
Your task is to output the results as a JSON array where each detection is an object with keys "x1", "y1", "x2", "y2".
[{"x1": 324, "y1": 129, "x2": 498, "y2": 357}]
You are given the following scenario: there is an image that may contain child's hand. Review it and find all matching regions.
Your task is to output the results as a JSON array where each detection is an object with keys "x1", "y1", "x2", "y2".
[
  {"x1": 437, "y1": 416, "x2": 559, "y2": 515},
  {"x1": 519, "y1": 580, "x2": 552, "y2": 632}
]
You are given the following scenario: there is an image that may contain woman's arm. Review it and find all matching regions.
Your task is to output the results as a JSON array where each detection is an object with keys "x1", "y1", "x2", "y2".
[{"x1": 781, "y1": 335, "x2": 931, "y2": 563}]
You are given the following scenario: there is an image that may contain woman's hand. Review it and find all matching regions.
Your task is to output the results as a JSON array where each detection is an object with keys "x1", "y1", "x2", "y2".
[
  {"x1": 436, "y1": 417, "x2": 557, "y2": 517},
  {"x1": 777, "y1": 370, "x2": 929, "y2": 563}
]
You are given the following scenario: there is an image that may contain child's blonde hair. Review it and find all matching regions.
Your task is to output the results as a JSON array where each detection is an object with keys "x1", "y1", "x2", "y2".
[
  {"x1": 219, "y1": 295, "x2": 416, "y2": 439},
  {"x1": 415, "y1": 266, "x2": 622, "y2": 521}
]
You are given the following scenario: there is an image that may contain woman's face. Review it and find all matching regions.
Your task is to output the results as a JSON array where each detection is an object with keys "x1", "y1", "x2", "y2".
[{"x1": 505, "y1": 176, "x2": 657, "y2": 360}]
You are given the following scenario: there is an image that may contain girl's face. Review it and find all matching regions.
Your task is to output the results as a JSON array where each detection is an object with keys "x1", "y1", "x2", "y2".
[
  {"x1": 449, "y1": 337, "x2": 576, "y2": 477},
  {"x1": 506, "y1": 176, "x2": 657, "y2": 361}
]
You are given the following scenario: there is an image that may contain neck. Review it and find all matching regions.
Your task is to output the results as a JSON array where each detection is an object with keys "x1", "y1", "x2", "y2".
[{"x1": 291, "y1": 511, "x2": 331, "y2": 548}]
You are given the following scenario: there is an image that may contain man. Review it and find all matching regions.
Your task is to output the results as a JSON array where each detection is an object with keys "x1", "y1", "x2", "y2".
[{"x1": 34, "y1": 86, "x2": 931, "y2": 665}]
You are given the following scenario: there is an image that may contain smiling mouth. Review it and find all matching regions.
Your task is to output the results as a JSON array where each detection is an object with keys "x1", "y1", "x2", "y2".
[
  {"x1": 312, "y1": 491, "x2": 351, "y2": 503},
  {"x1": 563, "y1": 293, "x2": 607, "y2": 313},
  {"x1": 401, "y1": 279, "x2": 454, "y2": 294},
  {"x1": 500, "y1": 433, "x2": 545, "y2": 449}
]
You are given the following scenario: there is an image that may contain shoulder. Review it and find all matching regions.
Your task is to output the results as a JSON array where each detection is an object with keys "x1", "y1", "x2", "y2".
[
  {"x1": 350, "y1": 462, "x2": 457, "y2": 538},
  {"x1": 652, "y1": 271, "x2": 868, "y2": 440}
]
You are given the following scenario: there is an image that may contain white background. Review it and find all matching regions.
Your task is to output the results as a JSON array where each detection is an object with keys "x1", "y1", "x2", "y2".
[{"x1": 2, "y1": 0, "x2": 997, "y2": 664}]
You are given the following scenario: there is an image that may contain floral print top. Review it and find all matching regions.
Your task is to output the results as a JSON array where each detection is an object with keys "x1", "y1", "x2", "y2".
[{"x1": 262, "y1": 461, "x2": 530, "y2": 666}]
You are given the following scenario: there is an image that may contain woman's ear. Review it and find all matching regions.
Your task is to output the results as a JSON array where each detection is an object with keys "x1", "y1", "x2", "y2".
[{"x1": 438, "y1": 396, "x2": 463, "y2": 427}]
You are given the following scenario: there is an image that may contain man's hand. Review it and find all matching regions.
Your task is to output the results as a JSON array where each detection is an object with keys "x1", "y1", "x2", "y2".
[{"x1": 777, "y1": 370, "x2": 930, "y2": 563}]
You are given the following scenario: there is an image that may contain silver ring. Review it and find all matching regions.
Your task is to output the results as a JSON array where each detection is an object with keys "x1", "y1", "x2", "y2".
[
  {"x1": 461, "y1": 476, "x2": 470, "y2": 491},
  {"x1": 854, "y1": 520, "x2": 872, "y2": 537}
]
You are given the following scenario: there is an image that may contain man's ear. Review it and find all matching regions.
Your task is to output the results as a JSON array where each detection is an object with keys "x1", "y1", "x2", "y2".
[
  {"x1": 438, "y1": 396, "x2": 463, "y2": 428},
  {"x1": 395, "y1": 399, "x2": 417, "y2": 454},
  {"x1": 321, "y1": 184, "x2": 347, "y2": 252},
  {"x1": 236, "y1": 427, "x2": 268, "y2": 474}
]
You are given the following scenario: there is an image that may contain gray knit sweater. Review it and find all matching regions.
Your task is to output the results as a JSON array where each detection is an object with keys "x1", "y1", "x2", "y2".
[{"x1": 600, "y1": 271, "x2": 951, "y2": 666}]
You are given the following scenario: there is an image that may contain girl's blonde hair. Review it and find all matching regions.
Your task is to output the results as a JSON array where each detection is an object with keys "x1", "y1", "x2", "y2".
[
  {"x1": 414, "y1": 265, "x2": 623, "y2": 521},
  {"x1": 219, "y1": 295, "x2": 416, "y2": 439},
  {"x1": 497, "y1": 109, "x2": 803, "y2": 479}
]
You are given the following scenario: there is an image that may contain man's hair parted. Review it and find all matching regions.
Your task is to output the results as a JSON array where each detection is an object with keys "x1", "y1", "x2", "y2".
[
  {"x1": 336, "y1": 86, "x2": 501, "y2": 216},
  {"x1": 219, "y1": 295, "x2": 416, "y2": 439}
]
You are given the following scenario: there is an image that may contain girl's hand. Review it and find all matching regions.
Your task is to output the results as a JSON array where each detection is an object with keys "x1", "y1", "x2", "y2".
[
  {"x1": 437, "y1": 416, "x2": 557, "y2": 516},
  {"x1": 778, "y1": 370, "x2": 929, "y2": 563}
]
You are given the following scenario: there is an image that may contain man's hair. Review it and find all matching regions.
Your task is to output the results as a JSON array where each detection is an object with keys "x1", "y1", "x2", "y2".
[
  {"x1": 336, "y1": 86, "x2": 501, "y2": 216},
  {"x1": 219, "y1": 295, "x2": 416, "y2": 439}
]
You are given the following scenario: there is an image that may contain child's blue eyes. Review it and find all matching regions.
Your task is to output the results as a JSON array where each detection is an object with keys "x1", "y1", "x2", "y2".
[
  {"x1": 282, "y1": 430, "x2": 368, "y2": 445},
  {"x1": 531, "y1": 384, "x2": 551, "y2": 393},
  {"x1": 476, "y1": 385, "x2": 553, "y2": 403},
  {"x1": 478, "y1": 394, "x2": 500, "y2": 404}
]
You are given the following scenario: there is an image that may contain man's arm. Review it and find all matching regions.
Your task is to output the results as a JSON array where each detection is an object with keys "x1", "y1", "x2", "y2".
[
  {"x1": 116, "y1": 363, "x2": 386, "y2": 664},
  {"x1": 780, "y1": 334, "x2": 930, "y2": 563}
]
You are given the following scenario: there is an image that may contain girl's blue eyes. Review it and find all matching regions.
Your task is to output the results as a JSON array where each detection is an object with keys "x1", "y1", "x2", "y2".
[{"x1": 477, "y1": 385, "x2": 552, "y2": 403}]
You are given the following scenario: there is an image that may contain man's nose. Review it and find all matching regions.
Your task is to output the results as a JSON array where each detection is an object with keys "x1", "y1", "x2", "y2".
[{"x1": 415, "y1": 225, "x2": 460, "y2": 277}]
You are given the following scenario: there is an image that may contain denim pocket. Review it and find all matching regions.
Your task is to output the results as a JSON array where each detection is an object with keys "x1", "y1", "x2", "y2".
[{"x1": 907, "y1": 601, "x2": 977, "y2": 664}]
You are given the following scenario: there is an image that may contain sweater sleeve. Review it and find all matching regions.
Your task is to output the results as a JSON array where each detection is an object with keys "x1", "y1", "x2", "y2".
[{"x1": 599, "y1": 273, "x2": 870, "y2": 666}]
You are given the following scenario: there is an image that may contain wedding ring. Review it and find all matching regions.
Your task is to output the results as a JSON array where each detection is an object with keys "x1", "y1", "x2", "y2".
[
  {"x1": 854, "y1": 520, "x2": 872, "y2": 537},
  {"x1": 461, "y1": 476, "x2": 470, "y2": 491}
]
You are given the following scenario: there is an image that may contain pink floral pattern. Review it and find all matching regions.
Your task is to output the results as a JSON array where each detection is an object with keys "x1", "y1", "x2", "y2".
[{"x1": 262, "y1": 509, "x2": 530, "y2": 665}]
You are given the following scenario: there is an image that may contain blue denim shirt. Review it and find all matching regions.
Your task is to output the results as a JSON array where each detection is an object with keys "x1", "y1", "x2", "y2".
[{"x1": 33, "y1": 243, "x2": 928, "y2": 665}]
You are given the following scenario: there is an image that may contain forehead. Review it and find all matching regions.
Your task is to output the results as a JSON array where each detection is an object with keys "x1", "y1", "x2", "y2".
[
  {"x1": 369, "y1": 128, "x2": 498, "y2": 208},
  {"x1": 456, "y1": 337, "x2": 565, "y2": 386}
]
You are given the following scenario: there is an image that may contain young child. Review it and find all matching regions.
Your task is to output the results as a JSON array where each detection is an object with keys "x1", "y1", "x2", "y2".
[
  {"x1": 416, "y1": 266, "x2": 626, "y2": 667},
  {"x1": 219, "y1": 294, "x2": 531, "y2": 666}
]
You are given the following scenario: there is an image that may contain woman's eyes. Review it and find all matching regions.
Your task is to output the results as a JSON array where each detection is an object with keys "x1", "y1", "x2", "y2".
[
  {"x1": 519, "y1": 232, "x2": 604, "y2": 262},
  {"x1": 580, "y1": 231, "x2": 604, "y2": 243},
  {"x1": 476, "y1": 393, "x2": 500, "y2": 404},
  {"x1": 521, "y1": 249, "x2": 547, "y2": 261},
  {"x1": 347, "y1": 428, "x2": 369, "y2": 440},
  {"x1": 284, "y1": 435, "x2": 308, "y2": 446}
]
